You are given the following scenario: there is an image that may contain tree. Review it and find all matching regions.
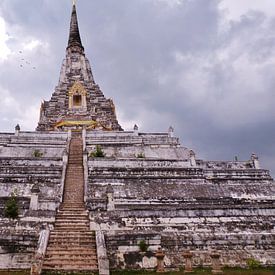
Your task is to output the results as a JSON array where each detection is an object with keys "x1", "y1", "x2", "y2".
[
  {"x1": 4, "y1": 193, "x2": 19, "y2": 219},
  {"x1": 90, "y1": 145, "x2": 105, "y2": 158}
]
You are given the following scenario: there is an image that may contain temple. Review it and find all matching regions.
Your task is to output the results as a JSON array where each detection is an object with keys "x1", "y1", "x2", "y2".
[{"x1": 0, "y1": 3, "x2": 274, "y2": 274}]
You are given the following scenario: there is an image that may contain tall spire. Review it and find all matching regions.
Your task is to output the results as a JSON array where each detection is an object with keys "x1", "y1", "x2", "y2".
[{"x1": 67, "y1": 2, "x2": 84, "y2": 52}]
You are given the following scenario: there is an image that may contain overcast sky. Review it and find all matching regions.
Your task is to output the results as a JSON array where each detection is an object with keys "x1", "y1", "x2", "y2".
[{"x1": 0, "y1": 0, "x2": 275, "y2": 176}]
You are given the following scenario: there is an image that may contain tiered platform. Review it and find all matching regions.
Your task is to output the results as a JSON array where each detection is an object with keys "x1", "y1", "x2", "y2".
[
  {"x1": 85, "y1": 131, "x2": 275, "y2": 269},
  {"x1": 0, "y1": 132, "x2": 67, "y2": 269}
]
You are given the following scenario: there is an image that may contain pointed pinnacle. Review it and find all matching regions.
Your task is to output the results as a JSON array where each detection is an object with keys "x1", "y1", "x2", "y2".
[{"x1": 67, "y1": 3, "x2": 84, "y2": 51}]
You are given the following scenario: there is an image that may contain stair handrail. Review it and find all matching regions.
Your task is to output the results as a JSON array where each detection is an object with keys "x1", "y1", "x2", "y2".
[
  {"x1": 82, "y1": 127, "x2": 86, "y2": 152},
  {"x1": 31, "y1": 229, "x2": 50, "y2": 275},
  {"x1": 82, "y1": 127, "x2": 89, "y2": 202},
  {"x1": 60, "y1": 152, "x2": 68, "y2": 203},
  {"x1": 96, "y1": 229, "x2": 110, "y2": 275},
  {"x1": 60, "y1": 131, "x2": 71, "y2": 203}
]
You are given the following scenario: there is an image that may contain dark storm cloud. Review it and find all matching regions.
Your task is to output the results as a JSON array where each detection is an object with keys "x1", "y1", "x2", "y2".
[{"x1": 0, "y1": 0, "x2": 274, "y2": 175}]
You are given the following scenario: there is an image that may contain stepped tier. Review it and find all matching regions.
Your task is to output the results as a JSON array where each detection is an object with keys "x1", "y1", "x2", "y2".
[
  {"x1": 84, "y1": 131, "x2": 275, "y2": 268},
  {"x1": 0, "y1": 130, "x2": 274, "y2": 269},
  {"x1": 0, "y1": 132, "x2": 68, "y2": 269}
]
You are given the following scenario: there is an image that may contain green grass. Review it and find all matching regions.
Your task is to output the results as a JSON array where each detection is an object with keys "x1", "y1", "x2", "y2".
[
  {"x1": 0, "y1": 271, "x2": 29, "y2": 275},
  {"x1": 111, "y1": 268, "x2": 274, "y2": 275},
  {"x1": 0, "y1": 267, "x2": 274, "y2": 275}
]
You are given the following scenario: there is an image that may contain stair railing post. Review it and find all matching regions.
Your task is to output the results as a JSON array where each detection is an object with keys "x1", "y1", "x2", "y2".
[
  {"x1": 82, "y1": 127, "x2": 87, "y2": 151},
  {"x1": 83, "y1": 151, "x2": 88, "y2": 202},
  {"x1": 60, "y1": 153, "x2": 68, "y2": 203},
  {"x1": 96, "y1": 229, "x2": 110, "y2": 275},
  {"x1": 68, "y1": 129, "x2": 72, "y2": 141},
  {"x1": 82, "y1": 127, "x2": 88, "y2": 202},
  {"x1": 60, "y1": 133, "x2": 70, "y2": 204},
  {"x1": 31, "y1": 229, "x2": 50, "y2": 275}
]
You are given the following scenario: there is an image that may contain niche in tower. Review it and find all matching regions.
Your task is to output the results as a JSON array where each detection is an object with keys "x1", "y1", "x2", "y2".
[
  {"x1": 69, "y1": 81, "x2": 87, "y2": 109},
  {"x1": 73, "y1": 94, "x2": 82, "y2": 107}
]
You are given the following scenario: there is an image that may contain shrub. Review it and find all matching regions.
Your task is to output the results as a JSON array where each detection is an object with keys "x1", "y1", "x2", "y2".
[
  {"x1": 4, "y1": 194, "x2": 19, "y2": 219},
  {"x1": 246, "y1": 258, "x2": 262, "y2": 269},
  {"x1": 90, "y1": 145, "x2": 105, "y2": 158},
  {"x1": 138, "y1": 240, "x2": 149, "y2": 252},
  {"x1": 33, "y1": 149, "x2": 43, "y2": 158},
  {"x1": 137, "y1": 153, "x2": 145, "y2": 159}
]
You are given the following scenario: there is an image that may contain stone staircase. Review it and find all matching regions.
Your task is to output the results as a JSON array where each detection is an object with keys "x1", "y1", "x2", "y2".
[{"x1": 42, "y1": 135, "x2": 98, "y2": 273}]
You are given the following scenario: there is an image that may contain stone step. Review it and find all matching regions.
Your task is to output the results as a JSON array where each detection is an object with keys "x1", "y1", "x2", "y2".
[
  {"x1": 46, "y1": 248, "x2": 96, "y2": 252},
  {"x1": 45, "y1": 251, "x2": 97, "y2": 257},
  {"x1": 49, "y1": 237, "x2": 96, "y2": 243},
  {"x1": 68, "y1": 157, "x2": 83, "y2": 160},
  {"x1": 48, "y1": 242, "x2": 96, "y2": 246},
  {"x1": 54, "y1": 221, "x2": 89, "y2": 225},
  {"x1": 42, "y1": 266, "x2": 98, "y2": 271},
  {"x1": 54, "y1": 218, "x2": 89, "y2": 222},
  {"x1": 54, "y1": 223, "x2": 89, "y2": 227},
  {"x1": 67, "y1": 157, "x2": 82, "y2": 160},
  {"x1": 56, "y1": 211, "x2": 86, "y2": 214},
  {"x1": 44, "y1": 255, "x2": 97, "y2": 261},
  {"x1": 65, "y1": 173, "x2": 83, "y2": 177},
  {"x1": 65, "y1": 173, "x2": 83, "y2": 175},
  {"x1": 55, "y1": 216, "x2": 88, "y2": 220},
  {"x1": 44, "y1": 258, "x2": 97, "y2": 266},
  {"x1": 59, "y1": 206, "x2": 85, "y2": 210},
  {"x1": 65, "y1": 179, "x2": 83, "y2": 182},
  {"x1": 49, "y1": 236, "x2": 94, "y2": 240},
  {"x1": 52, "y1": 226, "x2": 89, "y2": 231},
  {"x1": 55, "y1": 219, "x2": 88, "y2": 223},
  {"x1": 48, "y1": 242, "x2": 96, "y2": 247},
  {"x1": 49, "y1": 238, "x2": 95, "y2": 243},
  {"x1": 65, "y1": 177, "x2": 83, "y2": 179},
  {"x1": 62, "y1": 201, "x2": 85, "y2": 205},
  {"x1": 55, "y1": 213, "x2": 88, "y2": 216},
  {"x1": 43, "y1": 262, "x2": 98, "y2": 269},
  {"x1": 59, "y1": 207, "x2": 86, "y2": 211},
  {"x1": 63, "y1": 186, "x2": 84, "y2": 190},
  {"x1": 46, "y1": 246, "x2": 96, "y2": 252},
  {"x1": 57, "y1": 206, "x2": 86, "y2": 210},
  {"x1": 56, "y1": 211, "x2": 87, "y2": 214},
  {"x1": 54, "y1": 224, "x2": 90, "y2": 233},
  {"x1": 50, "y1": 232, "x2": 95, "y2": 236},
  {"x1": 44, "y1": 258, "x2": 97, "y2": 264},
  {"x1": 43, "y1": 263, "x2": 98, "y2": 269},
  {"x1": 55, "y1": 212, "x2": 87, "y2": 216},
  {"x1": 60, "y1": 202, "x2": 85, "y2": 205},
  {"x1": 53, "y1": 225, "x2": 90, "y2": 229},
  {"x1": 57, "y1": 207, "x2": 86, "y2": 210},
  {"x1": 58, "y1": 209, "x2": 86, "y2": 212},
  {"x1": 57, "y1": 208, "x2": 88, "y2": 214},
  {"x1": 53, "y1": 230, "x2": 91, "y2": 233},
  {"x1": 64, "y1": 182, "x2": 84, "y2": 185}
]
